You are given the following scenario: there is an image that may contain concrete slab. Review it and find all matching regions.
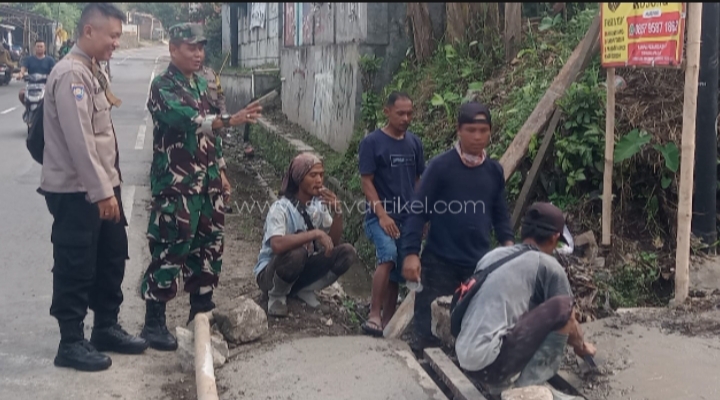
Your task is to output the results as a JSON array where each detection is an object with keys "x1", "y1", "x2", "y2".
[
  {"x1": 217, "y1": 336, "x2": 448, "y2": 400},
  {"x1": 690, "y1": 255, "x2": 720, "y2": 294},
  {"x1": 564, "y1": 315, "x2": 720, "y2": 400}
]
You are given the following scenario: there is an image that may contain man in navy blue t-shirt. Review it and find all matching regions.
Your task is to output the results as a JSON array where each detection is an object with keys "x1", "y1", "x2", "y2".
[
  {"x1": 401, "y1": 101, "x2": 514, "y2": 350},
  {"x1": 21, "y1": 39, "x2": 55, "y2": 77},
  {"x1": 358, "y1": 92, "x2": 425, "y2": 336},
  {"x1": 19, "y1": 39, "x2": 55, "y2": 107}
]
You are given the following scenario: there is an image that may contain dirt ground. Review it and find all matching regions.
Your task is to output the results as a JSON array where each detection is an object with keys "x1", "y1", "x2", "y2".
[{"x1": 160, "y1": 136, "x2": 367, "y2": 399}]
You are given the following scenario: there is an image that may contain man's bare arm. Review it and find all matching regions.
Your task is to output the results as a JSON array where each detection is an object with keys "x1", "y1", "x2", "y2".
[
  {"x1": 269, "y1": 231, "x2": 320, "y2": 254},
  {"x1": 361, "y1": 174, "x2": 388, "y2": 218},
  {"x1": 328, "y1": 213, "x2": 342, "y2": 245}
]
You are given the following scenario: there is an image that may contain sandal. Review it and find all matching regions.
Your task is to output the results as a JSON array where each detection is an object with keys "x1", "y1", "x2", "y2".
[{"x1": 361, "y1": 320, "x2": 384, "y2": 337}]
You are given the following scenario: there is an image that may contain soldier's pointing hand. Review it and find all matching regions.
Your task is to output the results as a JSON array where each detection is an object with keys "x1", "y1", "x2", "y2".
[{"x1": 229, "y1": 101, "x2": 263, "y2": 126}]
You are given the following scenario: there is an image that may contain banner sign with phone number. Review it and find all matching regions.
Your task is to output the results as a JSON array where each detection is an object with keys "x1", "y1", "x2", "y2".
[{"x1": 601, "y1": 3, "x2": 686, "y2": 68}]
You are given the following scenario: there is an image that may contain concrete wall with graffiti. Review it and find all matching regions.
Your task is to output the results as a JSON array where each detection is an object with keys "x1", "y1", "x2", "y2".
[
  {"x1": 238, "y1": 3, "x2": 281, "y2": 68},
  {"x1": 281, "y1": 3, "x2": 409, "y2": 152}
]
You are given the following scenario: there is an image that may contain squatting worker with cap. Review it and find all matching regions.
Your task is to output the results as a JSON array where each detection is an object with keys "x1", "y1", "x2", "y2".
[
  {"x1": 139, "y1": 22, "x2": 263, "y2": 352},
  {"x1": 402, "y1": 101, "x2": 515, "y2": 351},
  {"x1": 455, "y1": 202, "x2": 596, "y2": 396},
  {"x1": 40, "y1": 3, "x2": 148, "y2": 372}
]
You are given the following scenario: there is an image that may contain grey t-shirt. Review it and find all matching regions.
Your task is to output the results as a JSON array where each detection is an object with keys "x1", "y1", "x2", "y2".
[{"x1": 455, "y1": 244, "x2": 573, "y2": 371}]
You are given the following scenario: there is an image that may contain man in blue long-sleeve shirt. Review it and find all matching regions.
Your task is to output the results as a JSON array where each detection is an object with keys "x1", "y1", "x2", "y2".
[{"x1": 402, "y1": 101, "x2": 514, "y2": 350}]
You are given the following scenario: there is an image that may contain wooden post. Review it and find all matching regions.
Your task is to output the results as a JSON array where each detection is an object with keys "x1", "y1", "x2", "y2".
[
  {"x1": 601, "y1": 67, "x2": 616, "y2": 246},
  {"x1": 675, "y1": 2, "x2": 704, "y2": 304}
]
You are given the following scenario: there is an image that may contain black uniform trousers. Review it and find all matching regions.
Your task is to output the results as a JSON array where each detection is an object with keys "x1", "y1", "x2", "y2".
[
  {"x1": 44, "y1": 186, "x2": 129, "y2": 341},
  {"x1": 414, "y1": 251, "x2": 475, "y2": 343}
]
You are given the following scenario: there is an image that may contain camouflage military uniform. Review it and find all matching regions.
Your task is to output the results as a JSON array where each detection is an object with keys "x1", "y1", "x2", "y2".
[{"x1": 140, "y1": 24, "x2": 227, "y2": 302}]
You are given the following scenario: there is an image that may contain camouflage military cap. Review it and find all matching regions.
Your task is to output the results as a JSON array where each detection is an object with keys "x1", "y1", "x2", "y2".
[{"x1": 168, "y1": 23, "x2": 207, "y2": 45}]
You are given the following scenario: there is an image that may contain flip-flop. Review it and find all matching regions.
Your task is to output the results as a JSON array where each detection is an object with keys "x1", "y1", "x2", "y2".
[{"x1": 361, "y1": 320, "x2": 384, "y2": 337}]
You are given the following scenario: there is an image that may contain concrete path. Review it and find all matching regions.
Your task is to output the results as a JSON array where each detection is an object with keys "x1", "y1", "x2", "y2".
[
  {"x1": 563, "y1": 311, "x2": 720, "y2": 400},
  {"x1": 218, "y1": 336, "x2": 448, "y2": 400},
  {"x1": 0, "y1": 45, "x2": 188, "y2": 400}
]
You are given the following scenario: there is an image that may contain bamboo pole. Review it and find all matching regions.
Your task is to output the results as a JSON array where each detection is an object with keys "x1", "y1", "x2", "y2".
[
  {"x1": 602, "y1": 68, "x2": 616, "y2": 246},
  {"x1": 194, "y1": 313, "x2": 219, "y2": 400},
  {"x1": 674, "y1": 2, "x2": 703, "y2": 305}
]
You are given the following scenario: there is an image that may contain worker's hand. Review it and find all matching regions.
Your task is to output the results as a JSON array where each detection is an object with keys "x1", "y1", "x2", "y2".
[
  {"x1": 221, "y1": 170, "x2": 232, "y2": 203},
  {"x1": 319, "y1": 187, "x2": 341, "y2": 214},
  {"x1": 98, "y1": 196, "x2": 121, "y2": 223},
  {"x1": 574, "y1": 341, "x2": 597, "y2": 357},
  {"x1": 402, "y1": 254, "x2": 421, "y2": 282},
  {"x1": 230, "y1": 101, "x2": 263, "y2": 126},
  {"x1": 379, "y1": 214, "x2": 400, "y2": 239},
  {"x1": 315, "y1": 230, "x2": 334, "y2": 257}
]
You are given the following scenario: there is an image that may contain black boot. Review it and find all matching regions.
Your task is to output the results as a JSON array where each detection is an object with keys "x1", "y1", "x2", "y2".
[
  {"x1": 54, "y1": 320, "x2": 112, "y2": 372},
  {"x1": 140, "y1": 300, "x2": 178, "y2": 351},
  {"x1": 90, "y1": 315, "x2": 148, "y2": 355},
  {"x1": 187, "y1": 291, "x2": 216, "y2": 325}
]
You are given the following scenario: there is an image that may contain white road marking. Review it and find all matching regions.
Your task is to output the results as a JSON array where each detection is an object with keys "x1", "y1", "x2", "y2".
[
  {"x1": 154, "y1": 55, "x2": 160, "y2": 64},
  {"x1": 122, "y1": 185, "x2": 136, "y2": 225},
  {"x1": 1, "y1": 107, "x2": 16, "y2": 114},
  {"x1": 134, "y1": 68, "x2": 156, "y2": 150},
  {"x1": 134, "y1": 122, "x2": 147, "y2": 150}
]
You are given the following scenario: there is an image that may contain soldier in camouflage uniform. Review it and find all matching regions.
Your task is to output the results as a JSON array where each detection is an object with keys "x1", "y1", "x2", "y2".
[{"x1": 139, "y1": 23, "x2": 262, "y2": 351}]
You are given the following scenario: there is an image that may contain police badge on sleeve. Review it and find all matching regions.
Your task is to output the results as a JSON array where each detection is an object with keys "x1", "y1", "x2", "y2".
[{"x1": 71, "y1": 83, "x2": 85, "y2": 101}]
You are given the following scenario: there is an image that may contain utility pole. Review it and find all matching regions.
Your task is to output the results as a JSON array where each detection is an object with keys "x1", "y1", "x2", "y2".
[
  {"x1": 693, "y1": 2, "x2": 719, "y2": 253},
  {"x1": 230, "y1": 3, "x2": 238, "y2": 68}
]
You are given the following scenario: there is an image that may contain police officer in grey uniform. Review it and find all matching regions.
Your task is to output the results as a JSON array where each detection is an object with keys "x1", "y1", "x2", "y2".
[{"x1": 41, "y1": 3, "x2": 147, "y2": 372}]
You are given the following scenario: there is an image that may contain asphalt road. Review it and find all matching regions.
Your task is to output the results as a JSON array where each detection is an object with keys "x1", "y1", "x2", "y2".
[{"x1": 0, "y1": 45, "x2": 185, "y2": 400}]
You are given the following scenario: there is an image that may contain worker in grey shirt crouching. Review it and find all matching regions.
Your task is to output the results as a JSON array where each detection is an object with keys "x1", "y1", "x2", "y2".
[{"x1": 454, "y1": 202, "x2": 596, "y2": 397}]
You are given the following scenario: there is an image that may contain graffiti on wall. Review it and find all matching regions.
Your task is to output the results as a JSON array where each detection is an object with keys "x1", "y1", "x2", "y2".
[
  {"x1": 312, "y1": 72, "x2": 333, "y2": 127},
  {"x1": 333, "y1": 63, "x2": 355, "y2": 122},
  {"x1": 284, "y1": 3, "x2": 296, "y2": 47},
  {"x1": 311, "y1": 59, "x2": 356, "y2": 143},
  {"x1": 348, "y1": 3, "x2": 359, "y2": 22},
  {"x1": 301, "y1": 3, "x2": 314, "y2": 45}
]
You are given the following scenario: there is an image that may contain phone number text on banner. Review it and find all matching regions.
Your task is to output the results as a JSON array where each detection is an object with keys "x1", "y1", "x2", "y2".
[{"x1": 601, "y1": 3, "x2": 686, "y2": 68}]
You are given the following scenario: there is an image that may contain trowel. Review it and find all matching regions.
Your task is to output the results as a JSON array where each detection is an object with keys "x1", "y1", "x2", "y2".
[{"x1": 577, "y1": 354, "x2": 601, "y2": 376}]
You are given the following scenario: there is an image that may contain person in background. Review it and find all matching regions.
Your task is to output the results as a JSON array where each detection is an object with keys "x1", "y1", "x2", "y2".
[
  {"x1": 59, "y1": 39, "x2": 75, "y2": 59},
  {"x1": 19, "y1": 39, "x2": 56, "y2": 107},
  {"x1": 254, "y1": 153, "x2": 358, "y2": 317},
  {"x1": 139, "y1": 23, "x2": 262, "y2": 352},
  {"x1": 358, "y1": 92, "x2": 425, "y2": 337},
  {"x1": 402, "y1": 101, "x2": 515, "y2": 351},
  {"x1": 41, "y1": 2, "x2": 148, "y2": 372},
  {"x1": 455, "y1": 202, "x2": 596, "y2": 398},
  {"x1": 20, "y1": 39, "x2": 55, "y2": 77}
]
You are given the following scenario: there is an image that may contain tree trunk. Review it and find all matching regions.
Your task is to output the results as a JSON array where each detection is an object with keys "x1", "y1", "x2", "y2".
[
  {"x1": 407, "y1": 3, "x2": 436, "y2": 63},
  {"x1": 446, "y1": 3, "x2": 500, "y2": 44},
  {"x1": 504, "y1": 3, "x2": 522, "y2": 62}
]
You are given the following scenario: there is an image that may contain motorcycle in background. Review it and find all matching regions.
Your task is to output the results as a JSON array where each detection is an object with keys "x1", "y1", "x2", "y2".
[
  {"x1": 22, "y1": 73, "x2": 47, "y2": 126},
  {"x1": 0, "y1": 64, "x2": 12, "y2": 85}
]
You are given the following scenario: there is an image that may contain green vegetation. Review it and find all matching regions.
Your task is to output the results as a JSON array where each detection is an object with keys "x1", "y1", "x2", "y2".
[{"x1": 246, "y1": 3, "x2": 689, "y2": 310}]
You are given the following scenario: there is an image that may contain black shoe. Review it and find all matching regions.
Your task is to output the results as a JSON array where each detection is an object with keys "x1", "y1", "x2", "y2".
[
  {"x1": 188, "y1": 291, "x2": 216, "y2": 325},
  {"x1": 54, "y1": 340, "x2": 112, "y2": 372},
  {"x1": 90, "y1": 324, "x2": 149, "y2": 355},
  {"x1": 140, "y1": 300, "x2": 178, "y2": 351}
]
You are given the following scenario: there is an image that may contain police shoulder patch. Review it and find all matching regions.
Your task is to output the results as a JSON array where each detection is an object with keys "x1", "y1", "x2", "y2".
[{"x1": 71, "y1": 83, "x2": 85, "y2": 101}]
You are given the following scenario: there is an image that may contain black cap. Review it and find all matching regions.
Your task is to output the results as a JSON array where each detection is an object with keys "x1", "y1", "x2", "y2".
[
  {"x1": 458, "y1": 102, "x2": 492, "y2": 127},
  {"x1": 522, "y1": 202, "x2": 572, "y2": 244}
]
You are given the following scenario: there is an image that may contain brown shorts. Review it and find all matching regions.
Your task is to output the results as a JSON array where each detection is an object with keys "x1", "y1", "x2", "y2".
[{"x1": 466, "y1": 295, "x2": 574, "y2": 384}]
